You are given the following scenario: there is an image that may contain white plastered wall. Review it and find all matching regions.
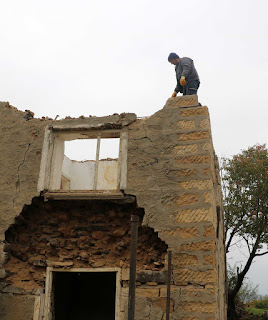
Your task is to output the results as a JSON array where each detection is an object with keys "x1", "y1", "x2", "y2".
[
  {"x1": 61, "y1": 157, "x2": 119, "y2": 190},
  {"x1": 62, "y1": 157, "x2": 95, "y2": 190}
]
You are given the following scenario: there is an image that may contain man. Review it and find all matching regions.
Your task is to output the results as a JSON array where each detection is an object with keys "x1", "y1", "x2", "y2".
[{"x1": 168, "y1": 53, "x2": 200, "y2": 97}]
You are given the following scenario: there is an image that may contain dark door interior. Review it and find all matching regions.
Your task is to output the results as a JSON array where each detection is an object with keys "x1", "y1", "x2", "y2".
[{"x1": 53, "y1": 271, "x2": 116, "y2": 320}]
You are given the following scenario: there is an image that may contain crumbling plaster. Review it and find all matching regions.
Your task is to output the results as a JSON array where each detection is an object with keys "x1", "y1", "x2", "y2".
[{"x1": 0, "y1": 102, "x2": 136, "y2": 269}]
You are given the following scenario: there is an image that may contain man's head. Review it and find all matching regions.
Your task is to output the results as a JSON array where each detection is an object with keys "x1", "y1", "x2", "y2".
[{"x1": 168, "y1": 52, "x2": 180, "y2": 65}]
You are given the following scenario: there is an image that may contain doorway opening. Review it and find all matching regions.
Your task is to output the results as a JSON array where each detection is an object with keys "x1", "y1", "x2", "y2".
[{"x1": 52, "y1": 270, "x2": 118, "y2": 320}]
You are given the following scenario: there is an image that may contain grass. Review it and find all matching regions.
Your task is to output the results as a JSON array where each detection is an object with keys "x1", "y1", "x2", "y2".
[{"x1": 246, "y1": 307, "x2": 268, "y2": 316}]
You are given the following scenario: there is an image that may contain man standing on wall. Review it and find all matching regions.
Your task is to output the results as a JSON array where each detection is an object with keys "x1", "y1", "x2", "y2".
[{"x1": 168, "y1": 53, "x2": 200, "y2": 97}]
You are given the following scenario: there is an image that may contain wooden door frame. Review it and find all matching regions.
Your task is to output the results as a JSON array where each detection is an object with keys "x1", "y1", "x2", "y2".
[{"x1": 42, "y1": 267, "x2": 122, "y2": 320}]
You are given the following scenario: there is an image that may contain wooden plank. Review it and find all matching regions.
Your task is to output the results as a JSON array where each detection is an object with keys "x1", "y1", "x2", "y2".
[
  {"x1": 39, "y1": 294, "x2": 45, "y2": 320},
  {"x1": 44, "y1": 191, "x2": 125, "y2": 200},
  {"x1": 49, "y1": 137, "x2": 65, "y2": 190},
  {"x1": 115, "y1": 268, "x2": 122, "y2": 320},
  {"x1": 93, "y1": 134, "x2": 101, "y2": 190},
  {"x1": 120, "y1": 131, "x2": 128, "y2": 189},
  {"x1": 52, "y1": 128, "x2": 121, "y2": 138},
  {"x1": 33, "y1": 296, "x2": 41, "y2": 320},
  {"x1": 37, "y1": 128, "x2": 52, "y2": 192},
  {"x1": 51, "y1": 267, "x2": 121, "y2": 273},
  {"x1": 45, "y1": 189, "x2": 123, "y2": 194},
  {"x1": 116, "y1": 133, "x2": 123, "y2": 189},
  {"x1": 44, "y1": 267, "x2": 53, "y2": 320}
]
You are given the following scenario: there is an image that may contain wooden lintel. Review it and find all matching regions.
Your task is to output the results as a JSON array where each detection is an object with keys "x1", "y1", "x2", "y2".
[{"x1": 44, "y1": 191, "x2": 126, "y2": 201}]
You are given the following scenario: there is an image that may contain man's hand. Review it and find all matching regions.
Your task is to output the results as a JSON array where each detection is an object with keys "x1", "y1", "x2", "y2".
[
  {"x1": 171, "y1": 92, "x2": 177, "y2": 98},
  {"x1": 180, "y1": 76, "x2": 186, "y2": 86}
]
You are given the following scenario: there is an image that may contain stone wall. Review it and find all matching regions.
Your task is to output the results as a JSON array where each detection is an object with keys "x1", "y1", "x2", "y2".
[
  {"x1": 126, "y1": 95, "x2": 227, "y2": 319},
  {"x1": 4, "y1": 199, "x2": 166, "y2": 291},
  {"x1": 0, "y1": 96, "x2": 227, "y2": 320}
]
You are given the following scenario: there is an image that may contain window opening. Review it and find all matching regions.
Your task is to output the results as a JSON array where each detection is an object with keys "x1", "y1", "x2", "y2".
[
  {"x1": 99, "y1": 138, "x2": 120, "y2": 160},
  {"x1": 59, "y1": 135, "x2": 121, "y2": 191},
  {"x1": 65, "y1": 139, "x2": 98, "y2": 161}
]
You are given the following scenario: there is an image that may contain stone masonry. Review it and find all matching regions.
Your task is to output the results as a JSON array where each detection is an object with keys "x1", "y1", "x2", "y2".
[{"x1": 0, "y1": 95, "x2": 227, "y2": 319}]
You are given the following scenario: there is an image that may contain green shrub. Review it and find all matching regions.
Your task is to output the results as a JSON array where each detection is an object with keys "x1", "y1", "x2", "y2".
[{"x1": 255, "y1": 298, "x2": 268, "y2": 310}]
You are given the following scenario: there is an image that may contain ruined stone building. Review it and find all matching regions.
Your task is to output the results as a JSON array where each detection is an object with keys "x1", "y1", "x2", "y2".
[{"x1": 0, "y1": 95, "x2": 227, "y2": 319}]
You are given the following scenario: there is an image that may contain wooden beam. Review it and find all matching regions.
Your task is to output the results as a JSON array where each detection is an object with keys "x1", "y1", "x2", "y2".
[{"x1": 93, "y1": 134, "x2": 101, "y2": 190}]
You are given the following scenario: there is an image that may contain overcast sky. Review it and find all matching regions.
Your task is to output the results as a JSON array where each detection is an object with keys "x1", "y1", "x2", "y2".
[{"x1": 1, "y1": 0, "x2": 267, "y2": 294}]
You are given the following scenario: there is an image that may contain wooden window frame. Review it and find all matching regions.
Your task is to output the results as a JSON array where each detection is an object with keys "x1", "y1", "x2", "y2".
[{"x1": 38, "y1": 126, "x2": 128, "y2": 197}]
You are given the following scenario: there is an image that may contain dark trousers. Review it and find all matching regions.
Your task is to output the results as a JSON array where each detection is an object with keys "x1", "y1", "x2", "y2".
[{"x1": 183, "y1": 80, "x2": 200, "y2": 96}]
